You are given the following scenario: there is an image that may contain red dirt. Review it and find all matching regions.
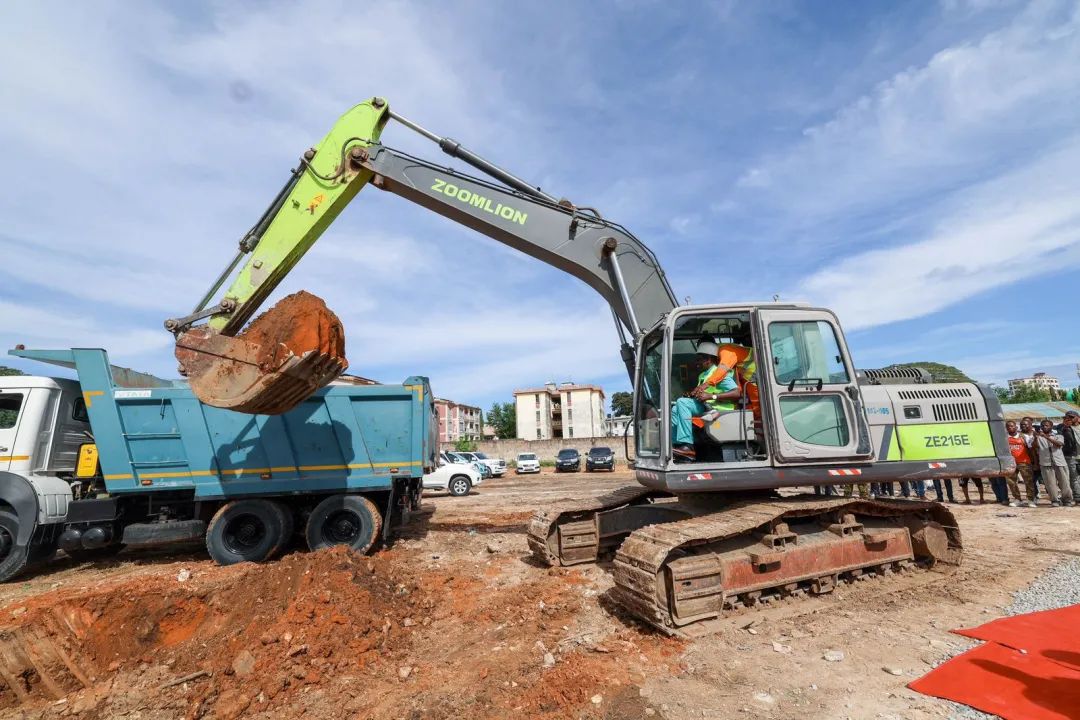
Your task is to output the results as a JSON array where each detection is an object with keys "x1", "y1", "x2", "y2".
[
  {"x1": 239, "y1": 290, "x2": 346, "y2": 371},
  {"x1": 0, "y1": 542, "x2": 679, "y2": 719}
]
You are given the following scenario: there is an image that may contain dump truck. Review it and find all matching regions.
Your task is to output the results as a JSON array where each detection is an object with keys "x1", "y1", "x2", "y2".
[
  {"x1": 163, "y1": 97, "x2": 1013, "y2": 634},
  {"x1": 0, "y1": 347, "x2": 435, "y2": 582}
]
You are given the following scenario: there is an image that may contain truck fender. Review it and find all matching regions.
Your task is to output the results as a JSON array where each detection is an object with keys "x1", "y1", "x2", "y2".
[{"x1": 0, "y1": 472, "x2": 40, "y2": 546}]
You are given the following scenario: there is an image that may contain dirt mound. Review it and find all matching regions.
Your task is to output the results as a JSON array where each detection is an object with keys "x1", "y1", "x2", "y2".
[
  {"x1": 0, "y1": 547, "x2": 410, "y2": 717},
  {"x1": 239, "y1": 290, "x2": 346, "y2": 370},
  {"x1": 0, "y1": 545, "x2": 678, "y2": 719}
]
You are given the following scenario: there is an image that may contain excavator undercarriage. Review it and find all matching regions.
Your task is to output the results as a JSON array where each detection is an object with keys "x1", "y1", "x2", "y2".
[{"x1": 528, "y1": 488, "x2": 961, "y2": 636}]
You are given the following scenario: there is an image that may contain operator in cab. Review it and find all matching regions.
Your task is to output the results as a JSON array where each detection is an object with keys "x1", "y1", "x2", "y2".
[
  {"x1": 672, "y1": 340, "x2": 741, "y2": 462},
  {"x1": 712, "y1": 342, "x2": 760, "y2": 430}
]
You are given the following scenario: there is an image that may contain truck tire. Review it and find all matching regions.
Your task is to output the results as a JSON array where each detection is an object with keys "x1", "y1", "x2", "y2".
[
  {"x1": 205, "y1": 499, "x2": 284, "y2": 566},
  {"x1": 448, "y1": 476, "x2": 472, "y2": 497},
  {"x1": 268, "y1": 501, "x2": 295, "y2": 558},
  {"x1": 305, "y1": 495, "x2": 381, "y2": 555},
  {"x1": 0, "y1": 509, "x2": 30, "y2": 583}
]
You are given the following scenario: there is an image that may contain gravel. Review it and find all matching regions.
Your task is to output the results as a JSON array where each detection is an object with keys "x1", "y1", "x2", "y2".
[{"x1": 946, "y1": 556, "x2": 1080, "y2": 720}]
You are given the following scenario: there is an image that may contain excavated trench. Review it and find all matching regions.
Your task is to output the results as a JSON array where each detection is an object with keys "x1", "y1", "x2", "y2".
[{"x1": 0, "y1": 547, "x2": 409, "y2": 712}]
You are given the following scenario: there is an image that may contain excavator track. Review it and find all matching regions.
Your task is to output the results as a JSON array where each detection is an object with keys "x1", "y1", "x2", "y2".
[
  {"x1": 527, "y1": 485, "x2": 673, "y2": 566},
  {"x1": 612, "y1": 496, "x2": 961, "y2": 636}
]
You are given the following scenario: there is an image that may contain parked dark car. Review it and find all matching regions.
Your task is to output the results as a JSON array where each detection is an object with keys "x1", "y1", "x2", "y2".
[
  {"x1": 586, "y1": 446, "x2": 615, "y2": 472},
  {"x1": 555, "y1": 448, "x2": 581, "y2": 472}
]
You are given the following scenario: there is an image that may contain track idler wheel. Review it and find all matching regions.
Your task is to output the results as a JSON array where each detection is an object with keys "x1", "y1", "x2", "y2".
[{"x1": 175, "y1": 291, "x2": 347, "y2": 415}]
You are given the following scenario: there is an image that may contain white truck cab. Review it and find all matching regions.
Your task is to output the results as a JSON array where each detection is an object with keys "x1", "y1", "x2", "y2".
[{"x1": 1, "y1": 376, "x2": 89, "y2": 579}]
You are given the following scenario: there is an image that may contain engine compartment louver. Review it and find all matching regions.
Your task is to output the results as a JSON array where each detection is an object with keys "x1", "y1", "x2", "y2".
[
  {"x1": 932, "y1": 402, "x2": 978, "y2": 422},
  {"x1": 898, "y1": 387, "x2": 974, "y2": 400}
]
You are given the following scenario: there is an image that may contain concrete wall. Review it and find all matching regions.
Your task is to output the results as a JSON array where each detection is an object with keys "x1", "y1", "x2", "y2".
[{"x1": 441, "y1": 436, "x2": 632, "y2": 463}]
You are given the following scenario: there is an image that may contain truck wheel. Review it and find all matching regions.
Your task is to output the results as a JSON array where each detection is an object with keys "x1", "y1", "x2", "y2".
[
  {"x1": 0, "y1": 510, "x2": 30, "y2": 583},
  {"x1": 448, "y1": 476, "x2": 472, "y2": 497},
  {"x1": 268, "y1": 501, "x2": 295, "y2": 558},
  {"x1": 205, "y1": 499, "x2": 284, "y2": 566},
  {"x1": 305, "y1": 495, "x2": 382, "y2": 555}
]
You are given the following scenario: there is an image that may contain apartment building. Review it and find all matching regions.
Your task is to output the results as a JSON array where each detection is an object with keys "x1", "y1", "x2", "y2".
[
  {"x1": 1008, "y1": 372, "x2": 1061, "y2": 393},
  {"x1": 514, "y1": 382, "x2": 606, "y2": 440},
  {"x1": 434, "y1": 398, "x2": 482, "y2": 443}
]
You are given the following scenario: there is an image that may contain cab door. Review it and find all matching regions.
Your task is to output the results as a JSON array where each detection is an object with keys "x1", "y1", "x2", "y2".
[
  {"x1": 755, "y1": 309, "x2": 873, "y2": 464},
  {"x1": 0, "y1": 391, "x2": 27, "y2": 472}
]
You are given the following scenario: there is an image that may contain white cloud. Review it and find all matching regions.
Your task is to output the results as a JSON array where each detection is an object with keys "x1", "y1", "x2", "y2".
[
  {"x1": 798, "y1": 137, "x2": 1080, "y2": 330},
  {"x1": 0, "y1": 300, "x2": 172, "y2": 359},
  {"x1": 732, "y1": 2, "x2": 1080, "y2": 223}
]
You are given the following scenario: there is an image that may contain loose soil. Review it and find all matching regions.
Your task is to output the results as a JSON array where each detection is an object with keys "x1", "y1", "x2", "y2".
[{"x1": 1, "y1": 468, "x2": 1076, "y2": 719}]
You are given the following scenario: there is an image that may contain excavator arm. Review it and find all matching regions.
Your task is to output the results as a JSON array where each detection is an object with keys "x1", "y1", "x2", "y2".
[{"x1": 168, "y1": 97, "x2": 677, "y2": 414}]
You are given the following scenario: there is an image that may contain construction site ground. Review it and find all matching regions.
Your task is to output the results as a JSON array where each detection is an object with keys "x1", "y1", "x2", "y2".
[{"x1": 2, "y1": 468, "x2": 1077, "y2": 720}]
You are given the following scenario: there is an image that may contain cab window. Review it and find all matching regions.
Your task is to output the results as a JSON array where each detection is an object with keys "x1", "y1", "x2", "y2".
[
  {"x1": 635, "y1": 331, "x2": 664, "y2": 457},
  {"x1": 73, "y1": 398, "x2": 89, "y2": 422},
  {"x1": 778, "y1": 396, "x2": 850, "y2": 447},
  {"x1": 0, "y1": 393, "x2": 23, "y2": 430},
  {"x1": 768, "y1": 321, "x2": 849, "y2": 385}
]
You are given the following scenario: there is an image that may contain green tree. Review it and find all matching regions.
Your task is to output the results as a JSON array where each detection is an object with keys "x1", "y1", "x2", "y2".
[
  {"x1": 487, "y1": 401, "x2": 517, "y2": 439},
  {"x1": 610, "y1": 391, "x2": 633, "y2": 417},
  {"x1": 0, "y1": 366, "x2": 25, "y2": 427},
  {"x1": 1070, "y1": 388, "x2": 1080, "y2": 404},
  {"x1": 454, "y1": 438, "x2": 477, "y2": 452},
  {"x1": 1008, "y1": 385, "x2": 1051, "y2": 403},
  {"x1": 991, "y1": 385, "x2": 1010, "y2": 404},
  {"x1": 885, "y1": 362, "x2": 973, "y2": 383}
]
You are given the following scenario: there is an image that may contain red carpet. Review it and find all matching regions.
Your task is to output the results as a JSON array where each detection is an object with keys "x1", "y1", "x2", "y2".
[
  {"x1": 909, "y1": 604, "x2": 1080, "y2": 720},
  {"x1": 954, "y1": 604, "x2": 1080, "y2": 671}
]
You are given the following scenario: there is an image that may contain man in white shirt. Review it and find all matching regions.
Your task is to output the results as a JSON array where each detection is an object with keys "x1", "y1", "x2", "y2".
[{"x1": 1036, "y1": 419, "x2": 1073, "y2": 507}]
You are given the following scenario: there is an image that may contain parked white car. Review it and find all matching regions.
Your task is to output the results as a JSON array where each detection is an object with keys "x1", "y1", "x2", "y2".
[
  {"x1": 515, "y1": 452, "x2": 541, "y2": 474},
  {"x1": 460, "y1": 451, "x2": 507, "y2": 477},
  {"x1": 423, "y1": 462, "x2": 482, "y2": 496},
  {"x1": 440, "y1": 451, "x2": 491, "y2": 479}
]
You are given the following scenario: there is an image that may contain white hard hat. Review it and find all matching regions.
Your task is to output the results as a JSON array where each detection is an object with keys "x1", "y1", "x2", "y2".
[{"x1": 696, "y1": 340, "x2": 719, "y2": 357}]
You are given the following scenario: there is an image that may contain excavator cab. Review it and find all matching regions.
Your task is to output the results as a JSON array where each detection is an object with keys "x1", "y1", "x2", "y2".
[{"x1": 633, "y1": 303, "x2": 875, "y2": 489}]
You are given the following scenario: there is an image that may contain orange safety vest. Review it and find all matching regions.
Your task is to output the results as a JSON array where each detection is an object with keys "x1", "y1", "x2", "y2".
[{"x1": 693, "y1": 344, "x2": 760, "y2": 429}]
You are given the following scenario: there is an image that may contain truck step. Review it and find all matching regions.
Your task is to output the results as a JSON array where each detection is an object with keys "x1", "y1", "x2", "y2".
[{"x1": 121, "y1": 520, "x2": 207, "y2": 546}]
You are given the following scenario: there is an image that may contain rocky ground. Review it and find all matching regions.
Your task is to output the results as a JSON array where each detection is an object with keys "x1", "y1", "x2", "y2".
[{"x1": 1, "y1": 468, "x2": 1077, "y2": 720}]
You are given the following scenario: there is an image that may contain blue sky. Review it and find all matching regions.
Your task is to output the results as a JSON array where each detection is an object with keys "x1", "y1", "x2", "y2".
[{"x1": 2, "y1": 0, "x2": 1078, "y2": 411}]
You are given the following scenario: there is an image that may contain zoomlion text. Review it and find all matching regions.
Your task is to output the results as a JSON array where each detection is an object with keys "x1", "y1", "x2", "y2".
[{"x1": 431, "y1": 178, "x2": 528, "y2": 225}]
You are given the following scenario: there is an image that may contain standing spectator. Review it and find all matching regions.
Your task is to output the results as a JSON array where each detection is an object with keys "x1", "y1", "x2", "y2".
[
  {"x1": 933, "y1": 478, "x2": 957, "y2": 503},
  {"x1": 842, "y1": 482, "x2": 869, "y2": 499},
  {"x1": 960, "y1": 477, "x2": 984, "y2": 504},
  {"x1": 873, "y1": 482, "x2": 895, "y2": 498},
  {"x1": 1036, "y1": 419, "x2": 1074, "y2": 507},
  {"x1": 989, "y1": 475, "x2": 1009, "y2": 505},
  {"x1": 1056, "y1": 410, "x2": 1080, "y2": 499},
  {"x1": 1006, "y1": 419, "x2": 1037, "y2": 507},
  {"x1": 898, "y1": 480, "x2": 926, "y2": 498},
  {"x1": 1020, "y1": 417, "x2": 1041, "y2": 501}
]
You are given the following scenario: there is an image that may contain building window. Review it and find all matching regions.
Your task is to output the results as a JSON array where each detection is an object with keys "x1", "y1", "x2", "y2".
[
  {"x1": 536, "y1": 428, "x2": 541, "y2": 439},
  {"x1": 536, "y1": 410, "x2": 541, "y2": 422},
  {"x1": 568, "y1": 427, "x2": 573, "y2": 438},
  {"x1": 567, "y1": 393, "x2": 572, "y2": 406},
  {"x1": 535, "y1": 393, "x2": 540, "y2": 407},
  {"x1": 567, "y1": 409, "x2": 573, "y2": 422}
]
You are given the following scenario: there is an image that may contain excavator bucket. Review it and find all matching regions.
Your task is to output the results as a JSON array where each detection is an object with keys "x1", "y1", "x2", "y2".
[{"x1": 175, "y1": 291, "x2": 347, "y2": 415}]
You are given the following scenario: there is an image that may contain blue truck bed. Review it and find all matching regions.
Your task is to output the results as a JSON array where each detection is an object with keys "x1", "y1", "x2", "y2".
[{"x1": 13, "y1": 348, "x2": 436, "y2": 498}]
